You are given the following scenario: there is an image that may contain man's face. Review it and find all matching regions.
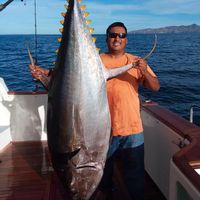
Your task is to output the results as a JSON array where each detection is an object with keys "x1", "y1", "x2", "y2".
[{"x1": 107, "y1": 26, "x2": 128, "y2": 54}]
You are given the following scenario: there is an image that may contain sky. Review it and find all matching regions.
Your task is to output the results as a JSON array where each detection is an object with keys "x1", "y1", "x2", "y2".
[{"x1": 0, "y1": 0, "x2": 200, "y2": 34}]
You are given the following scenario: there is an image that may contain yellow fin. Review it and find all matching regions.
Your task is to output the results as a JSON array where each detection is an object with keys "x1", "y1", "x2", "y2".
[
  {"x1": 89, "y1": 28, "x2": 94, "y2": 33},
  {"x1": 64, "y1": 4, "x2": 68, "y2": 10},
  {"x1": 57, "y1": 38, "x2": 62, "y2": 43},
  {"x1": 61, "y1": 12, "x2": 66, "y2": 17},
  {"x1": 84, "y1": 12, "x2": 90, "y2": 17},
  {"x1": 60, "y1": 20, "x2": 64, "y2": 25},
  {"x1": 53, "y1": 61, "x2": 56, "y2": 65},
  {"x1": 55, "y1": 49, "x2": 59, "y2": 54},
  {"x1": 59, "y1": 28, "x2": 64, "y2": 33},
  {"x1": 86, "y1": 20, "x2": 92, "y2": 25},
  {"x1": 80, "y1": 5, "x2": 86, "y2": 10},
  {"x1": 92, "y1": 37, "x2": 97, "y2": 43},
  {"x1": 96, "y1": 48, "x2": 100, "y2": 52}
]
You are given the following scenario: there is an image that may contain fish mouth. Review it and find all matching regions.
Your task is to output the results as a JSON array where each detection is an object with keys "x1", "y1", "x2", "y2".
[
  {"x1": 72, "y1": 162, "x2": 101, "y2": 170},
  {"x1": 69, "y1": 149, "x2": 103, "y2": 170}
]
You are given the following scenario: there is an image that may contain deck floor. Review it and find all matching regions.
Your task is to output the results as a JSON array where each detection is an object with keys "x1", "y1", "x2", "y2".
[{"x1": 0, "y1": 142, "x2": 166, "y2": 200}]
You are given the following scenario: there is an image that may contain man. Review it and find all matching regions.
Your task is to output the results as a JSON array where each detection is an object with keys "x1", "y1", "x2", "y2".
[
  {"x1": 96, "y1": 22, "x2": 159, "y2": 200},
  {"x1": 30, "y1": 22, "x2": 160, "y2": 200}
]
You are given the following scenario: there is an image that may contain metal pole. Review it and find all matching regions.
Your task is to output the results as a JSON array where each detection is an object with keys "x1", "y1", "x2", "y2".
[
  {"x1": 34, "y1": 0, "x2": 38, "y2": 63},
  {"x1": 189, "y1": 105, "x2": 200, "y2": 123},
  {"x1": 190, "y1": 107, "x2": 194, "y2": 123}
]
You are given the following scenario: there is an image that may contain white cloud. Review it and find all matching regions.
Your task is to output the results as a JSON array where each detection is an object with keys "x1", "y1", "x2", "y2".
[
  {"x1": 83, "y1": 0, "x2": 200, "y2": 33},
  {"x1": 85, "y1": 0, "x2": 200, "y2": 15},
  {"x1": 144, "y1": 0, "x2": 200, "y2": 14}
]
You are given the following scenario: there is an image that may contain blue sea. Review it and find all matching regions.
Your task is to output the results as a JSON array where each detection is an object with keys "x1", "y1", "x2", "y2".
[{"x1": 0, "y1": 33, "x2": 200, "y2": 125}]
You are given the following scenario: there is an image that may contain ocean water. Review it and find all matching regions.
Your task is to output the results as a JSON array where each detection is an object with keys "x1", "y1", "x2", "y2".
[{"x1": 0, "y1": 33, "x2": 200, "y2": 125}]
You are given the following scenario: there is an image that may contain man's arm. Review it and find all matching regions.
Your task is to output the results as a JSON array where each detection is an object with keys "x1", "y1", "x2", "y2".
[{"x1": 141, "y1": 70, "x2": 160, "y2": 91}]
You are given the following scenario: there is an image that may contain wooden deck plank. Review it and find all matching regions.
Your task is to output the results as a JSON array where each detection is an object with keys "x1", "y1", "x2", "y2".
[
  {"x1": 0, "y1": 142, "x2": 166, "y2": 200},
  {"x1": 0, "y1": 142, "x2": 62, "y2": 200}
]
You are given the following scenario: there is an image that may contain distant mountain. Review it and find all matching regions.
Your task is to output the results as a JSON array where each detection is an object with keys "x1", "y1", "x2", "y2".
[{"x1": 129, "y1": 24, "x2": 200, "y2": 34}]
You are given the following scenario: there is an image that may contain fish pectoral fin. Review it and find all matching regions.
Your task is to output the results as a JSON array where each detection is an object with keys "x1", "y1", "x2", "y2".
[
  {"x1": 102, "y1": 65, "x2": 109, "y2": 80},
  {"x1": 106, "y1": 64, "x2": 133, "y2": 80},
  {"x1": 68, "y1": 148, "x2": 81, "y2": 159}
]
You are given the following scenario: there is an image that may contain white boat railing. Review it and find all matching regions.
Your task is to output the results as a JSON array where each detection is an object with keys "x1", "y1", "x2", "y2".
[
  {"x1": 0, "y1": 77, "x2": 48, "y2": 150},
  {"x1": 0, "y1": 78, "x2": 13, "y2": 150}
]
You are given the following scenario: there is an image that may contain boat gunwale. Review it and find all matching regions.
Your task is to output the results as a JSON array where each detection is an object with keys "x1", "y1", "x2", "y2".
[
  {"x1": 7, "y1": 90, "x2": 48, "y2": 95},
  {"x1": 142, "y1": 102, "x2": 200, "y2": 193},
  {"x1": 3, "y1": 91, "x2": 200, "y2": 195}
]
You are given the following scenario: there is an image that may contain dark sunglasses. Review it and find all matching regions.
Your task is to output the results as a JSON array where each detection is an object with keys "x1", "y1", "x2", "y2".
[{"x1": 108, "y1": 32, "x2": 127, "y2": 39}]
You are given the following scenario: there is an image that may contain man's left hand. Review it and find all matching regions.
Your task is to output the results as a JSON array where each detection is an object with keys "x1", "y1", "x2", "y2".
[{"x1": 134, "y1": 58, "x2": 148, "y2": 76}]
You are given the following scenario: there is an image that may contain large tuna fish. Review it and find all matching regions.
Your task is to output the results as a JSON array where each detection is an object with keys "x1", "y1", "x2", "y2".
[{"x1": 47, "y1": 0, "x2": 134, "y2": 199}]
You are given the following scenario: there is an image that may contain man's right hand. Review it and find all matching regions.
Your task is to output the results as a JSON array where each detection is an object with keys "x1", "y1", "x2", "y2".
[
  {"x1": 29, "y1": 64, "x2": 51, "y2": 90},
  {"x1": 29, "y1": 64, "x2": 50, "y2": 80}
]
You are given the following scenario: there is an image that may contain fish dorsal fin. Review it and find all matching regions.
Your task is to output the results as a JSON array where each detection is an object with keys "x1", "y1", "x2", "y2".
[
  {"x1": 59, "y1": 0, "x2": 95, "y2": 43},
  {"x1": 54, "y1": 0, "x2": 100, "y2": 67}
]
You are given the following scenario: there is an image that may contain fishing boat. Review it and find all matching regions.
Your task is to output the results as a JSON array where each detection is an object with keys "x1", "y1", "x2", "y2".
[
  {"x1": 0, "y1": 0, "x2": 200, "y2": 199},
  {"x1": 0, "y1": 76, "x2": 199, "y2": 200}
]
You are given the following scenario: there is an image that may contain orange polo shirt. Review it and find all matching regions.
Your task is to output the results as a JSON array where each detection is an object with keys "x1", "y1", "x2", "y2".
[{"x1": 100, "y1": 53, "x2": 156, "y2": 136}]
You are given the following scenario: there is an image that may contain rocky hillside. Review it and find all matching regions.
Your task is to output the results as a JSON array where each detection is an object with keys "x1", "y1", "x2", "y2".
[{"x1": 129, "y1": 24, "x2": 200, "y2": 34}]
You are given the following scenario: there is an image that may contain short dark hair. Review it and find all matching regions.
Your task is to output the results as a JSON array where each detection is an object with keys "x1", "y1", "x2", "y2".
[{"x1": 106, "y1": 22, "x2": 127, "y2": 35}]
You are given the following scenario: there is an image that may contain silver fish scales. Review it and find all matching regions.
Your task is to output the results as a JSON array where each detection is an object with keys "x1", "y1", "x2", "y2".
[
  {"x1": 47, "y1": 0, "x2": 137, "y2": 199},
  {"x1": 47, "y1": 0, "x2": 110, "y2": 199}
]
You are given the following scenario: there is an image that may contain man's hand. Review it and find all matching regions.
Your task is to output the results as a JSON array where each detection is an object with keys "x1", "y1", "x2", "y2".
[
  {"x1": 133, "y1": 58, "x2": 148, "y2": 76},
  {"x1": 29, "y1": 64, "x2": 51, "y2": 90},
  {"x1": 29, "y1": 64, "x2": 49, "y2": 80},
  {"x1": 132, "y1": 58, "x2": 160, "y2": 91}
]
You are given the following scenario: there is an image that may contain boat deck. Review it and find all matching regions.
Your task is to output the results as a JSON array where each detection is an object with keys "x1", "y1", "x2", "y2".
[{"x1": 0, "y1": 142, "x2": 166, "y2": 200}]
